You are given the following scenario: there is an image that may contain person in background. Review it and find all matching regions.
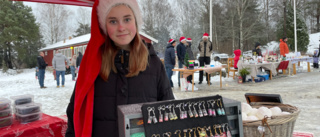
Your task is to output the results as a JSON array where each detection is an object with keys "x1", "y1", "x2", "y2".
[
  {"x1": 176, "y1": 36, "x2": 187, "y2": 87},
  {"x1": 198, "y1": 33, "x2": 213, "y2": 85},
  {"x1": 252, "y1": 42, "x2": 262, "y2": 56},
  {"x1": 164, "y1": 39, "x2": 176, "y2": 88},
  {"x1": 186, "y1": 38, "x2": 198, "y2": 91},
  {"x1": 76, "y1": 52, "x2": 83, "y2": 71},
  {"x1": 52, "y1": 50, "x2": 70, "y2": 88},
  {"x1": 70, "y1": 55, "x2": 77, "y2": 81},
  {"x1": 65, "y1": 0, "x2": 174, "y2": 136},
  {"x1": 279, "y1": 37, "x2": 289, "y2": 57},
  {"x1": 313, "y1": 50, "x2": 319, "y2": 69},
  {"x1": 234, "y1": 49, "x2": 241, "y2": 69},
  {"x1": 37, "y1": 51, "x2": 47, "y2": 88}
]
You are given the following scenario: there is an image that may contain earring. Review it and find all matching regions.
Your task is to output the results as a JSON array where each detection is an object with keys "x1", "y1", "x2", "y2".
[
  {"x1": 192, "y1": 128, "x2": 197, "y2": 137},
  {"x1": 213, "y1": 125, "x2": 220, "y2": 137},
  {"x1": 187, "y1": 102, "x2": 194, "y2": 118},
  {"x1": 202, "y1": 101, "x2": 208, "y2": 116},
  {"x1": 158, "y1": 106, "x2": 164, "y2": 123},
  {"x1": 172, "y1": 104, "x2": 178, "y2": 120},
  {"x1": 219, "y1": 99, "x2": 225, "y2": 115},
  {"x1": 211, "y1": 100, "x2": 217, "y2": 117},
  {"x1": 197, "y1": 127, "x2": 206, "y2": 137},
  {"x1": 164, "y1": 105, "x2": 169, "y2": 122},
  {"x1": 176, "y1": 104, "x2": 183, "y2": 120},
  {"x1": 188, "y1": 129, "x2": 192, "y2": 137},
  {"x1": 198, "y1": 102, "x2": 204, "y2": 117},
  {"x1": 207, "y1": 101, "x2": 213, "y2": 116},
  {"x1": 183, "y1": 129, "x2": 188, "y2": 137},
  {"x1": 174, "y1": 130, "x2": 181, "y2": 137},
  {"x1": 224, "y1": 123, "x2": 232, "y2": 137},
  {"x1": 218, "y1": 125, "x2": 225, "y2": 137},
  {"x1": 147, "y1": 107, "x2": 153, "y2": 124},
  {"x1": 168, "y1": 105, "x2": 174, "y2": 121},
  {"x1": 220, "y1": 124, "x2": 227, "y2": 137},
  {"x1": 216, "y1": 100, "x2": 222, "y2": 116},
  {"x1": 193, "y1": 102, "x2": 199, "y2": 118},
  {"x1": 208, "y1": 126, "x2": 214, "y2": 137},
  {"x1": 182, "y1": 103, "x2": 188, "y2": 119},
  {"x1": 163, "y1": 132, "x2": 171, "y2": 137},
  {"x1": 152, "y1": 134, "x2": 160, "y2": 137},
  {"x1": 152, "y1": 108, "x2": 158, "y2": 124}
]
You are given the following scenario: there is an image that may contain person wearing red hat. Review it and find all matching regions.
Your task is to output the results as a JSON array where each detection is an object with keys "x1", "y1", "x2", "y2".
[
  {"x1": 164, "y1": 39, "x2": 177, "y2": 87},
  {"x1": 176, "y1": 36, "x2": 187, "y2": 87},
  {"x1": 198, "y1": 33, "x2": 213, "y2": 84},
  {"x1": 186, "y1": 38, "x2": 195, "y2": 82},
  {"x1": 65, "y1": 0, "x2": 174, "y2": 137}
]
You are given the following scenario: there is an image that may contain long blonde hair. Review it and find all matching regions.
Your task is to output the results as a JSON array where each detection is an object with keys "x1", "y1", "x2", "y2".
[{"x1": 99, "y1": 31, "x2": 149, "y2": 81}]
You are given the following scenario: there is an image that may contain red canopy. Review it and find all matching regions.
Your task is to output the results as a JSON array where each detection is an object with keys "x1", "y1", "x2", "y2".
[{"x1": 12, "y1": 0, "x2": 95, "y2": 7}]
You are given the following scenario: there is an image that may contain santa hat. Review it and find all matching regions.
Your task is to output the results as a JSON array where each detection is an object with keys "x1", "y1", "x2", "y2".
[
  {"x1": 180, "y1": 36, "x2": 186, "y2": 42},
  {"x1": 72, "y1": 0, "x2": 143, "y2": 137},
  {"x1": 187, "y1": 38, "x2": 192, "y2": 42},
  {"x1": 168, "y1": 39, "x2": 176, "y2": 44},
  {"x1": 97, "y1": 0, "x2": 143, "y2": 35},
  {"x1": 203, "y1": 33, "x2": 209, "y2": 39}
]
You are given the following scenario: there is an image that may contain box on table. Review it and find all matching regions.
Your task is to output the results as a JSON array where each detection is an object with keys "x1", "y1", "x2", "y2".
[
  {"x1": 15, "y1": 111, "x2": 42, "y2": 124},
  {"x1": 0, "y1": 98, "x2": 11, "y2": 111},
  {"x1": 10, "y1": 94, "x2": 34, "y2": 106},
  {"x1": 0, "y1": 116, "x2": 13, "y2": 128},
  {"x1": 15, "y1": 103, "x2": 41, "y2": 115}
]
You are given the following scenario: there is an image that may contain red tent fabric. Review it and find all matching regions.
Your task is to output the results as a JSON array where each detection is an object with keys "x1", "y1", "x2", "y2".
[{"x1": 12, "y1": 0, "x2": 95, "y2": 7}]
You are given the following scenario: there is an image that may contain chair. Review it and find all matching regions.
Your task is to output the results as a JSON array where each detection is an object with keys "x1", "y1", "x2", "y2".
[{"x1": 227, "y1": 58, "x2": 237, "y2": 79}]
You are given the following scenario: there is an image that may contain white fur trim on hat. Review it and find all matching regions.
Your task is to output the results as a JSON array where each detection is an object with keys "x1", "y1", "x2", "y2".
[{"x1": 97, "y1": 0, "x2": 143, "y2": 35}]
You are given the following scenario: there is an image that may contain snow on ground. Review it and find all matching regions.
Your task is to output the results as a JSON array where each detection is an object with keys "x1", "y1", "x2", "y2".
[
  {"x1": 1, "y1": 60, "x2": 320, "y2": 135},
  {"x1": 0, "y1": 68, "x2": 75, "y2": 116}
]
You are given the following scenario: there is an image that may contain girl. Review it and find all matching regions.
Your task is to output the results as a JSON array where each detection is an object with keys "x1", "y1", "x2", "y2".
[
  {"x1": 70, "y1": 55, "x2": 77, "y2": 81},
  {"x1": 65, "y1": 0, "x2": 174, "y2": 137}
]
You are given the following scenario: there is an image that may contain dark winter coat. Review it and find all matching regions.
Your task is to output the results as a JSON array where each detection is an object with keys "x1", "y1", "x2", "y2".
[
  {"x1": 37, "y1": 56, "x2": 47, "y2": 69},
  {"x1": 252, "y1": 43, "x2": 262, "y2": 56},
  {"x1": 186, "y1": 42, "x2": 195, "y2": 60},
  {"x1": 198, "y1": 40, "x2": 213, "y2": 57},
  {"x1": 176, "y1": 42, "x2": 186, "y2": 62},
  {"x1": 76, "y1": 52, "x2": 83, "y2": 67},
  {"x1": 65, "y1": 45, "x2": 175, "y2": 137},
  {"x1": 164, "y1": 44, "x2": 176, "y2": 67}
]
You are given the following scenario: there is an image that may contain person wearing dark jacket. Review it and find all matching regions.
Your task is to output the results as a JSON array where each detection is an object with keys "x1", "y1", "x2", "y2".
[
  {"x1": 65, "y1": 1, "x2": 174, "y2": 137},
  {"x1": 186, "y1": 38, "x2": 195, "y2": 83},
  {"x1": 76, "y1": 52, "x2": 83, "y2": 69},
  {"x1": 37, "y1": 51, "x2": 47, "y2": 88},
  {"x1": 198, "y1": 33, "x2": 213, "y2": 84},
  {"x1": 176, "y1": 36, "x2": 187, "y2": 87},
  {"x1": 164, "y1": 39, "x2": 176, "y2": 87},
  {"x1": 252, "y1": 42, "x2": 262, "y2": 56}
]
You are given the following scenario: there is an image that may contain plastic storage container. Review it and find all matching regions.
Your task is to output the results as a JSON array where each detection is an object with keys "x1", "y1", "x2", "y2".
[
  {"x1": 15, "y1": 112, "x2": 42, "y2": 124},
  {"x1": 0, "y1": 98, "x2": 11, "y2": 111},
  {"x1": 15, "y1": 103, "x2": 41, "y2": 115},
  {"x1": 257, "y1": 74, "x2": 269, "y2": 81},
  {"x1": 0, "y1": 108, "x2": 12, "y2": 119},
  {"x1": 0, "y1": 116, "x2": 13, "y2": 128},
  {"x1": 11, "y1": 94, "x2": 34, "y2": 106}
]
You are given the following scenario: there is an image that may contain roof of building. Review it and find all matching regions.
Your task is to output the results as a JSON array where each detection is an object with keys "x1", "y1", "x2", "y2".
[{"x1": 39, "y1": 32, "x2": 158, "y2": 51}]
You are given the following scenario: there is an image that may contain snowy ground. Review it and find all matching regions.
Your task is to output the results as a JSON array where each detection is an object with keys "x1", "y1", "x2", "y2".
[{"x1": 0, "y1": 61, "x2": 319, "y2": 136}]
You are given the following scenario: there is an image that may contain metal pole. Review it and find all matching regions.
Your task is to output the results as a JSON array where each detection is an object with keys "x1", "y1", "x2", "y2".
[
  {"x1": 210, "y1": 0, "x2": 212, "y2": 41},
  {"x1": 294, "y1": 0, "x2": 297, "y2": 53}
]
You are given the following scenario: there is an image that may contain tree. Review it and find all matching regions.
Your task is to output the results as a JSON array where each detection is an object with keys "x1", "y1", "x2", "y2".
[
  {"x1": 276, "y1": 3, "x2": 309, "y2": 52},
  {"x1": 73, "y1": 22, "x2": 91, "y2": 37},
  {"x1": 36, "y1": 3, "x2": 74, "y2": 44},
  {"x1": 0, "y1": 1, "x2": 44, "y2": 70}
]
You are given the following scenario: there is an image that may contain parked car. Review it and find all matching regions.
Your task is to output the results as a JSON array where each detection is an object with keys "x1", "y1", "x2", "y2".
[{"x1": 211, "y1": 52, "x2": 229, "y2": 61}]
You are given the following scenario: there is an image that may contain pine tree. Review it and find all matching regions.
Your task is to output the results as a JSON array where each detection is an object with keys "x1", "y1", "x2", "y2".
[
  {"x1": 276, "y1": 3, "x2": 309, "y2": 52},
  {"x1": 0, "y1": 1, "x2": 44, "y2": 69},
  {"x1": 73, "y1": 22, "x2": 91, "y2": 37}
]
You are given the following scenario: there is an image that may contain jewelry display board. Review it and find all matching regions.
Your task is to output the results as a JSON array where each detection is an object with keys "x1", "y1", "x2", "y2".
[{"x1": 141, "y1": 95, "x2": 232, "y2": 137}]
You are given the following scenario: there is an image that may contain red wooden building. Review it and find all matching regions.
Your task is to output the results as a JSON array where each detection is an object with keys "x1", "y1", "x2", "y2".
[{"x1": 39, "y1": 32, "x2": 158, "y2": 66}]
